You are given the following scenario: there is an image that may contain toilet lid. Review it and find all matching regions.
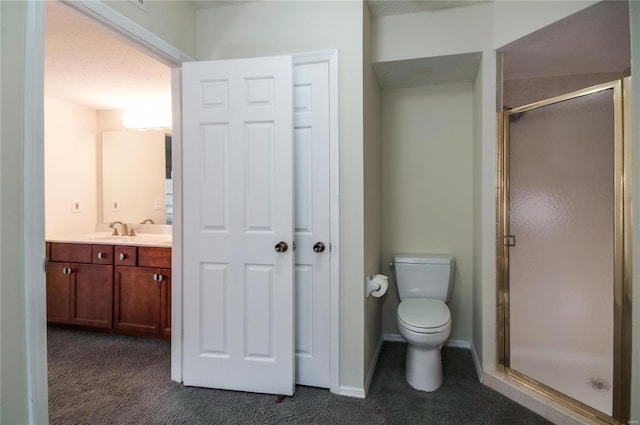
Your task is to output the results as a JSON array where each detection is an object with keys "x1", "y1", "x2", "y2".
[{"x1": 398, "y1": 299, "x2": 450, "y2": 332}]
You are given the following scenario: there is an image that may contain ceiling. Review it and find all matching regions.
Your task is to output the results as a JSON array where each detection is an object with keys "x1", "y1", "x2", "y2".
[
  {"x1": 501, "y1": 1, "x2": 630, "y2": 80},
  {"x1": 45, "y1": 1, "x2": 171, "y2": 112},
  {"x1": 373, "y1": 52, "x2": 481, "y2": 89}
]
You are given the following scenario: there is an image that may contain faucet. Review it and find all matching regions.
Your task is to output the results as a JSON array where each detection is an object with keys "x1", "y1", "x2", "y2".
[
  {"x1": 140, "y1": 218, "x2": 155, "y2": 224},
  {"x1": 109, "y1": 221, "x2": 128, "y2": 236}
]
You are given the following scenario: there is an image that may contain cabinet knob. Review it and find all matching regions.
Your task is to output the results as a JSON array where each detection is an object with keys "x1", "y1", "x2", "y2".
[
  {"x1": 119, "y1": 252, "x2": 126, "y2": 261},
  {"x1": 97, "y1": 252, "x2": 103, "y2": 260},
  {"x1": 157, "y1": 274, "x2": 164, "y2": 282},
  {"x1": 62, "y1": 267, "x2": 72, "y2": 275}
]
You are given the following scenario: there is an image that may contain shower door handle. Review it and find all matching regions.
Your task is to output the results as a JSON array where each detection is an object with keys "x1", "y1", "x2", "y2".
[{"x1": 504, "y1": 235, "x2": 516, "y2": 247}]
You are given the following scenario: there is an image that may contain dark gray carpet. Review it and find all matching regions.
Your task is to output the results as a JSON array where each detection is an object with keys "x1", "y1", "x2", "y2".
[{"x1": 47, "y1": 327, "x2": 551, "y2": 425}]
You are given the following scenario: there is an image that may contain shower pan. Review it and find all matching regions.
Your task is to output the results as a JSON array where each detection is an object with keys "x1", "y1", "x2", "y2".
[{"x1": 498, "y1": 79, "x2": 632, "y2": 424}]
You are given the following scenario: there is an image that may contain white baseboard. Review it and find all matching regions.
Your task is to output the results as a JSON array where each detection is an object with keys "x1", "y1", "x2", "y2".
[
  {"x1": 337, "y1": 385, "x2": 366, "y2": 399},
  {"x1": 383, "y1": 333, "x2": 405, "y2": 342},
  {"x1": 364, "y1": 334, "x2": 384, "y2": 396},
  {"x1": 470, "y1": 343, "x2": 483, "y2": 382},
  {"x1": 445, "y1": 339, "x2": 472, "y2": 349},
  {"x1": 384, "y1": 333, "x2": 472, "y2": 351}
]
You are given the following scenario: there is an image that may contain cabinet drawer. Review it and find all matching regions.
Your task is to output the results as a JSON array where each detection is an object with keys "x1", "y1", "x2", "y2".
[
  {"x1": 92, "y1": 245, "x2": 114, "y2": 265},
  {"x1": 138, "y1": 247, "x2": 171, "y2": 268},
  {"x1": 51, "y1": 243, "x2": 92, "y2": 263},
  {"x1": 114, "y1": 246, "x2": 137, "y2": 267}
]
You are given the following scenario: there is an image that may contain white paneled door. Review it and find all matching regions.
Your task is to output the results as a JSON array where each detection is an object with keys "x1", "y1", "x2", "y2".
[
  {"x1": 182, "y1": 56, "x2": 295, "y2": 395},
  {"x1": 293, "y1": 61, "x2": 331, "y2": 388}
]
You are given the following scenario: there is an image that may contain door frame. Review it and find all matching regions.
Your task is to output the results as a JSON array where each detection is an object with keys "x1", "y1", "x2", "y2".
[
  {"x1": 497, "y1": 80, "x2": 632, "y2": 424},
  {"x1": 24, "y1": 1, "x2": 340, "y2": 422}
]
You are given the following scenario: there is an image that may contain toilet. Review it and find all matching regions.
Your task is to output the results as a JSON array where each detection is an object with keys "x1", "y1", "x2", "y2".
[{"x1": 392, "y1": 253, "x2": 454, "y2": 392}]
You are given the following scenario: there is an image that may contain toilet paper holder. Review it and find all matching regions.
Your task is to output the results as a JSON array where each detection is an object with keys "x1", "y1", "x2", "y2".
[{"x1": 366, "y1": 274, "x2": 389, "y2": 298}]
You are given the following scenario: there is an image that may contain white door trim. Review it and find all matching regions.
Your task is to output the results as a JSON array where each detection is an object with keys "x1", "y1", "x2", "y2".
[
  {"x1": 292, "y1": 50, "x2": 340, "y2": 394},
  {"x1": 24, "y1": 2, "x2": 48, "y2": 423}
]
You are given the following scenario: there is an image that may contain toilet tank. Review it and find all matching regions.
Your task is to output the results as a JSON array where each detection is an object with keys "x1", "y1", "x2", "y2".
[{"x1": 393, "y1": 254, "x2": 454, "y2": 302}]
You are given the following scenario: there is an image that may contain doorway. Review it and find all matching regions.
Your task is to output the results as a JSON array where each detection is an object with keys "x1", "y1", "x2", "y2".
[
  {"x1": 25, "y1": 1, "x2": 340, "y2": 421},
  {"x1": 498, "y1": 79, "x2": 632, "y2": 424}
]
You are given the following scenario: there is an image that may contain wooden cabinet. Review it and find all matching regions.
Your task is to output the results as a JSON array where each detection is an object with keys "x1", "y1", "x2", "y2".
[
  {"x1": 114, "y1": 266, "x2": 170, "y2": 337},
  {"x1": 69, "y1": 263, "x2": 113, "y2": 328},
  {"x1": 46, "y1": 241, "x2": 171, "y2": 339},
  {"x1": 46, "y1": 262, "x2": 71, "y2": 324},
  {"x1": 47, "y1": 243, "x2": 113, "y2": 328}
]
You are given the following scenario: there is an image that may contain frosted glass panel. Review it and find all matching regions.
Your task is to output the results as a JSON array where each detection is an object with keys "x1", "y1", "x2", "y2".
[{"x1": 508, "y1": 89, "x2": 614, "y2": 415}]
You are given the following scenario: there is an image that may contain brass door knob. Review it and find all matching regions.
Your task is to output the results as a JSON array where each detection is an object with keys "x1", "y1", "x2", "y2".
[
  {"x1": 275, "y1": 241, "x2": 289, "y2": 253},
  {"x1": 313, "y1": 242, "x2": 325, "y2": 253}
]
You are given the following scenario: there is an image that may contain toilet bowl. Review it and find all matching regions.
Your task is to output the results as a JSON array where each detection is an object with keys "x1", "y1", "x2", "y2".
[{"x1": 397, "y1": 298, "x2": 451, "y2": 392}]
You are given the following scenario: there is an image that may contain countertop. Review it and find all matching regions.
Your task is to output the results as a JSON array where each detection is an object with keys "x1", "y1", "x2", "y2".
[{"x1": 47, "y1": 232, "x2": 172, "y2": 248}]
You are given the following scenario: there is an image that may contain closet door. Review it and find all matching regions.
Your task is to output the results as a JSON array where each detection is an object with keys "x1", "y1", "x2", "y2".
[{"x1": 182, "y1": 56, "x2": 295, "y2": 395}]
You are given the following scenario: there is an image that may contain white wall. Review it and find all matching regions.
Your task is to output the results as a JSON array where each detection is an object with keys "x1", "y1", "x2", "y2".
[
  {"x1": 372, "y1": 2, "x2": 491, "y2": 62},
  {"x1": 380, "y1": 82, "x2": 474, "y2": 343},
  {"x1": 101, "y1": 0, "x2": 196, "y2": 58},
  {"x1": 363, "y1": 1, "x2": 383, "y2": 393},
  {"x1": 196, "y1": 0, "x2": 367, "y2": 391},
  {"x1": 44, "y1": 97, "x2": 98, "y2": 237},
  {"x1": 0, "y1": 2, "x2": 29, "y2": 422}
]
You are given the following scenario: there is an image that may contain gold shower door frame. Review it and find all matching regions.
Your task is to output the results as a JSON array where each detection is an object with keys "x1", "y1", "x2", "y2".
[{"x1": 497, "y1": 79, "x2": 632, "y2": 425}]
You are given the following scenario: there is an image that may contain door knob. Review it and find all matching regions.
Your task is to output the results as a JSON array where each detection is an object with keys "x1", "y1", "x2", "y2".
[
  {"x1": 313, "y1": 242, "x2": 325, "y2": 253},
  {"x1": 274, "y1": 241, "x2": 288, "y2": 253}
]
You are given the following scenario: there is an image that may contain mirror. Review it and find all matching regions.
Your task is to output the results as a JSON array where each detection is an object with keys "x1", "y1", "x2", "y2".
[{"x1": 101, "y1": 130, "x2": 172, "y2": 225}]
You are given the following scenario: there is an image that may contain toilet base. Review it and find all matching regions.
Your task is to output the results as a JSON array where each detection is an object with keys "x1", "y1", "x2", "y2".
[{"x1": 405, "y1": 344, "x2": 443, "y2": 392}]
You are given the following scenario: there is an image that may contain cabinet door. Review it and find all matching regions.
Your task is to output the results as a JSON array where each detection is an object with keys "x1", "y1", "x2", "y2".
[
  {"x1": 46, "y1": 262, "x2": 71, "y2": 324},
  {"x1": 69, "y1": 263, "x2": 114, "y2": 328},
  {"x1": 159, "y1": 269, "x2": 171, "y2": 338},
  {"x1": 114, "y1": 266, "x2": 163, "y2": 336}
]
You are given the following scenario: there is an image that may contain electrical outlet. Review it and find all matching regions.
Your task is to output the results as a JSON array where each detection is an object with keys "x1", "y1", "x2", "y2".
[
  {"x1": 128, "y1": 0, "x2": 148, "y2": 12},
  {"x1": 72, "y1": 200, "x2": 81, "y2": 213},
  {"x1": 112, "y1": 200, "x2": 120, "y2": 212}
]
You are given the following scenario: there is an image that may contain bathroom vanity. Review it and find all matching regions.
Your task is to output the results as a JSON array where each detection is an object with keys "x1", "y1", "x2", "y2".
[{"x1": 45, "y1": 235, "x2": 171, "y2": 340}]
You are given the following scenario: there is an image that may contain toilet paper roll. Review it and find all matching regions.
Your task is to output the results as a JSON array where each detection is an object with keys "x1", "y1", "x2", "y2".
[{"x1": 368, "y1": 274, "x2": 389, "y2": 298}]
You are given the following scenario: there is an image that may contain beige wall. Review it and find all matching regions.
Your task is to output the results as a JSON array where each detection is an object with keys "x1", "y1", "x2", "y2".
[
  {"x1": 196, "y1": 0, "x2": 366, "y2": 391},
  {"x1": 373, "y1": 2, "x2": 491, "y2": 62},
  {"x1": 101, "y1": 0, "x2": 196, "y2": 58},
  {"x1": 362, "y1": 1, "x2": 383, "y2": 391},
  {"x1": 1, "y1": 1, "x2": 29, "y2": 422},
  {"x1": 471, "y1": 55, "x2": 485, "y2": 376},
  {"x1": 44, "y1": 97, "x2": 98, "y2": 237},
  {"x1": 380, "y1": 82, "x2": 474, "y2": 342}
]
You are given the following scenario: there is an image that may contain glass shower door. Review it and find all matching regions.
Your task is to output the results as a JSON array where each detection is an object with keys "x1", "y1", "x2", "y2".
[{"x1": 505, "y1": 84, "x2": 622, "y2": 417}]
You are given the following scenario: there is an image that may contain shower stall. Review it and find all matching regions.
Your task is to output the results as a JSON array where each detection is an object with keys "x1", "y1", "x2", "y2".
[{"x1": 498, "y1": 79, "x2": 632, "y2": 424}]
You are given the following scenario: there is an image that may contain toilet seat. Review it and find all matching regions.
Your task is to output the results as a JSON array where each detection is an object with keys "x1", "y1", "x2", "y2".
[{"x1": 397, "y1": 298, "x2": 451, "y2": 334}]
